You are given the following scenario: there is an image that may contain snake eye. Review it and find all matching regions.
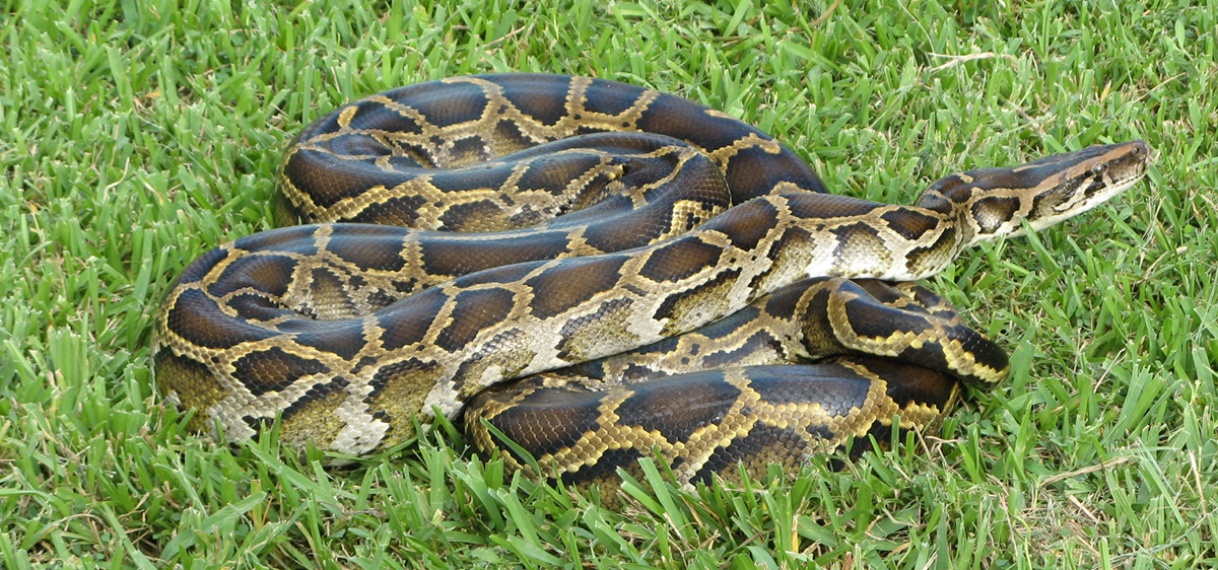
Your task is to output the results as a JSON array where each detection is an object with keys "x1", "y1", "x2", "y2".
[{"x1": 1091, "y1": 163, "x2": 1107, "y2": 175}]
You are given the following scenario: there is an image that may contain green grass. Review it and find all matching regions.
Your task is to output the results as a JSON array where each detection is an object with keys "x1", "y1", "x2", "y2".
[{"x1": 2, "y1": 0, "x2": 1215, "y2": 567}]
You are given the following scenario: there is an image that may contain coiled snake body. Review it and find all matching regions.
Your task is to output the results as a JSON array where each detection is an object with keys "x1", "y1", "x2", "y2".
[{"x1": 154, "y1": 74, "x2": 1149, "y2": 487}]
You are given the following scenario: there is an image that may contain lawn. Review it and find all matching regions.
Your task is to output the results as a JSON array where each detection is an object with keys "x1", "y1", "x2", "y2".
[{"x1": 2, "y1": 0, "x2": 1215, "y2": 568}]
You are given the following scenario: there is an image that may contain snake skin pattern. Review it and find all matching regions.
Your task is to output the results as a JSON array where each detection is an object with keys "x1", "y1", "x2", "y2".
[{"x1": 153, "y1": 74, "x2": 1150, "y2": 487}]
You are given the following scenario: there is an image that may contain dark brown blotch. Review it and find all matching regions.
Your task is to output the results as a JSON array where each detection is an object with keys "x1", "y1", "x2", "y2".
[
  {"x1": 868, "y1": 358, "x2": 957, "y2": 410},
  {"x1": 436, "y1": 200, "x2": 514, "y2": 232},
  {"x1": 971, "y1": 195, "x2": 1022, "y2": 235},
  {"x1": 494, "y1": 118, "x2": 541, "y2": 150},
  {"x1": 853, "y1": 279, "x2": 917, "y2": 307},
  {"x1": 705, "y1": 198, "x2": 780, "y2": 251},
  {"x1": 282, "y1": 148, "x2": 411, "y2": 209},
  {"x1": 525, "y1": 255, "x2": 628, "y2": 319},
  {"x1": 288, "y1": 319, "x2": 368, "y2": 361},
  {"x1": 637, "y1": 237, "x2": 722, "y2": 283},
  {"x1": 762, "y1": 279, "x2": 825, "y2": 319},
  {"x1": 227, "y1": 293, "x2": 289, "y2": 321},
  {"x1": 841, "y1": 295, "x2": 933, "y2": 340},
  {"x1": 377, "y1": 287, "x2": 448, "y2": 351},
  {"x1": 744, "y1": 365, "x2": 869, "y2": 413},
  {"x1": 369, "y1": 358, "x2": 439, "y2": 393},
  {"x1": 318, "y1": 132, "x2": 393, "y2": 158},
  {"x1": 719, "y1": 141, "x2": 828, "y2": 199},
  {"x1": 447, "y1": 135, "x2": 494, "y2": 165},
  {"x1": 420, "y1": 234, "x2": 570, "y2": 279},
  {"x1": 166, "y1": 288, "x2": 276, "y2": 349},
  {"x1": 690, "y1": 423, "x2": 807, "y2": 485},
  {"x1": 233, "y1": 346, "x2": 330, "y2": 396},
  {"x1": 326, "y1": 226, "x2": 409, "y2": 272},
  {"x1": 498, "y1": 78, "x2": 575, "y2": 127},
  {"x1": 207, "y1": 254, "x2": 298, "y2": 298},
  {"x1": 514, "y1": 153, "x2": 608, "y2": 197},
  {"x1": 468, "y1": 383, "x2": 607, "y2": 463},
  {"x1": 437, "y1": 288, "x2": 517, "y2": 352},
  {"x1": 347, "y1": 194, "x2": 431, "y2": 227},
  {"x1": 343, "y1": 99, "x2": 425, "y2": 134},
  {"x1": 879, "y1": 208, "x2": 940, "y2": 241},
  {"x1": 579, "y1": 77, "x2": 650, "y2": 117},
  {"x1": 637, "y1": 94, "x2": 746, "y2": 151},
  {"x1": 578, "y1": 204, "x2": 657, "y2": 253},
  {"x1": 905, "y1": 227, "x2": 956, "y2": 270},
  {"x1": 615, "y1": 370, "x2": 741, "y2": 444},
  {"x1": 830, "y1": 222, "x2": 882, "y2": 258},
  {"x1": 400, "y1": 83, "x2": 491, "y2": 129}
]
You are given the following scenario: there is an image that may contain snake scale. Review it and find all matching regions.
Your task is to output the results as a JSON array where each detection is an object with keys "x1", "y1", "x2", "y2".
[{"x1": 154, "y1": 74, "x2": 1150, "y2": 488}]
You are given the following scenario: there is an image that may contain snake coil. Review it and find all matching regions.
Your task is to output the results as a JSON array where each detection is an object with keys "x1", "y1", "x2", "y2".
[{"x1": 154, "y1": 74, "x2": 1149, "y2": 487}]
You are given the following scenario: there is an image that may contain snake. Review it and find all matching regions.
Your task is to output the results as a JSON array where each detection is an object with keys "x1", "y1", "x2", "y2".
[{"x1": 153, "y1": 73, "x2": 1150, "y2": 488}]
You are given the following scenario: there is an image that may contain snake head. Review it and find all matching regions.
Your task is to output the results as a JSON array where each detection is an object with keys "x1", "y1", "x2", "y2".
[
  {"x1": 920, "y1": 140, "x2": 1152, "y2": 245},
  {"x1": 1010, "y1": 139, "x2": 1151, "y2": 235}
]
